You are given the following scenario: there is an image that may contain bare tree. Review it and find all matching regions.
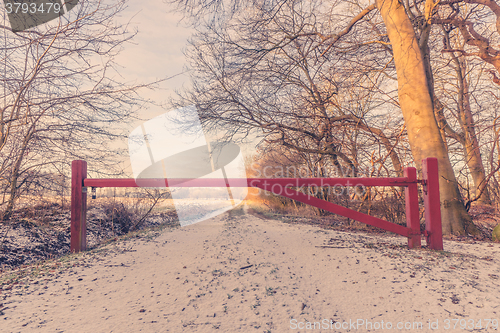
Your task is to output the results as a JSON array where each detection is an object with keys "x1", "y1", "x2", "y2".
[
  {"x1": 169, "y1": 0, "x2": 500, "y2": 235},
  {"x1": 171, "y1": 0, "x2": 404, "y2": 180},
  {"x1": 0, "y1": 0, "x2": 156, "y2": 219}
]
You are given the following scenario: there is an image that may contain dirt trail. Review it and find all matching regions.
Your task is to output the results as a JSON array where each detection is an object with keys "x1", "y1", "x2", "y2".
[{"x1": 1, "y1": 207, "x2": 500, "y2": 332}]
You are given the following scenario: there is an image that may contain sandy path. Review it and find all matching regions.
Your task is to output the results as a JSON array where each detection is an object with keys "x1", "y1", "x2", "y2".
[{"x1": 1, "y1": 206, "x2": 500, "y2": 332}]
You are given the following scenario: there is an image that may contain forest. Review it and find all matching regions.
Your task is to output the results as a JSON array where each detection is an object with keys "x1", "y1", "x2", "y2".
[{"x1": 169, "y1": 0, "x2": 500, "y2": 237}]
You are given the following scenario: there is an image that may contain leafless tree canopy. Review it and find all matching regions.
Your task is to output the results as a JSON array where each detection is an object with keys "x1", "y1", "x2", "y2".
[{"x1": 171, "y1": 1, "x2": 405, "y2": 178}]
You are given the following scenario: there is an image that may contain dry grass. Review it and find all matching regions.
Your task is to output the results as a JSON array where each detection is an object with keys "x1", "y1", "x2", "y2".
[{"x1": 0, "y1": 196, "x2": 178, "y2": 270}]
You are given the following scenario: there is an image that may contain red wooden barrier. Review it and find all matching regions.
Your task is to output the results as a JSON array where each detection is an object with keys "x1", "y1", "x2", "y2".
[{"x1": 71, "y1": 158, "x2": 444, "y2": 252}]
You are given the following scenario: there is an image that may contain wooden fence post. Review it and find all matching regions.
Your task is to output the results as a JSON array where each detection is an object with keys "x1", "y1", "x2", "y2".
[
  {"x1": 71, "y1": 160, "x2": 87, "y2": 253},
  {"x1": 422, "y1": 157, "x2": 443, "y2": 250},
  {"x1": 404, "y1": 167, "x2": 421, "y2": 249}
]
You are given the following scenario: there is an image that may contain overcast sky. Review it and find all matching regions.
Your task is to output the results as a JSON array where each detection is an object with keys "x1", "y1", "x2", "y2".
[{"x1": 111, "y1": 1, "x2": 259, "y2": 174}]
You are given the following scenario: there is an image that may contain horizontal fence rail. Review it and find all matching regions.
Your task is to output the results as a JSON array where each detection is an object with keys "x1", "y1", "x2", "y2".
[
  {"x1": 71, "y1": 158, "x2": 443, "y2": 253},
  {"x1": 83, "y1": 177, "x2": 417, "y2": 188}
]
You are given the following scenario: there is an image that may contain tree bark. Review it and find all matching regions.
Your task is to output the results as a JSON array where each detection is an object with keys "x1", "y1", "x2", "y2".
[{"x1": 376, "y1": 0, "x2": 478, "y2": 235}]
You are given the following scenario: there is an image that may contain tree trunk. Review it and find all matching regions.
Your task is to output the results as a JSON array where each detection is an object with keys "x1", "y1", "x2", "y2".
[
  {"x1": 3, "y1": 151, "x2": 25, "y2": 221},
  {"x1": 376, "y1": 0, "x2": 478, "y2": 235},
  {"x1": 419, "y1": 23, "x2": 450, "y2": 151},
  {"x1": 438, "y1": 28, "x2": 491, "y2": 204},
  {"x1": 455, "y1": 57, "x2": 491, "y2": 205}
]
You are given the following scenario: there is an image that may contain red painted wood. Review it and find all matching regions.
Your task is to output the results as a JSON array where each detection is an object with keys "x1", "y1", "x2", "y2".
[
  {"x1": 422, "y1": 158, "x2": 443, "y2": 250},
  {"x1": 84, "y1": 177, "x2": 414, "y2": 188},
  {"x1": 254, "y1": 183, "x2": 411, "y2": 237},
  {"x1": 85, "y1": 178, "x2": 140, "y2": 188},
  {"x1": 404, "y1": 167, "x2": 421, "y2": 249},
  {"x1": 71, "y1": 160, "x2": 87, "y2": 253},
  {"x1": 247, "y1": 177, "x2": 414, "y2": 187}
]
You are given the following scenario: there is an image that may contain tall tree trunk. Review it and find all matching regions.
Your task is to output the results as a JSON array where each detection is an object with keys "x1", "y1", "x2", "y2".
[
  {"x1": 437, "y1": 28, "x2": 490, "y2": 204},
  {"x1": 376, "y1": 0, "x2": 478, "y2": 235},
  {"x1": 419, "y1": 23, "x2": 450, "y2": 151},
  {"x1": 455, "y1": 57, "x2": 491, "y2": 205}
]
